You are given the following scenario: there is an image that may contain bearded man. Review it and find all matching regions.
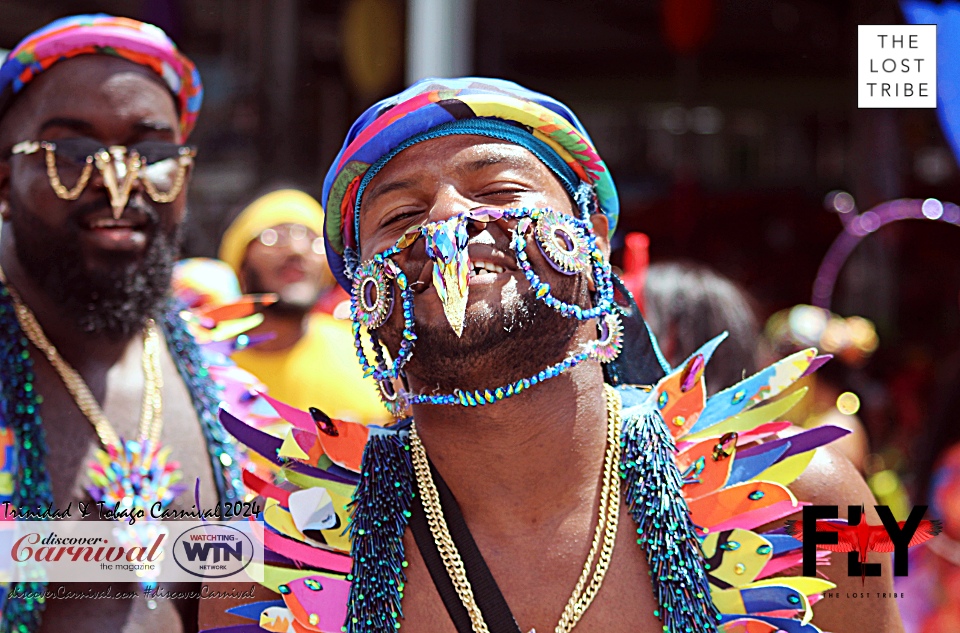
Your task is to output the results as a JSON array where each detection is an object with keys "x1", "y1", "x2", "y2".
[
  {"x1": 203, "y1": 79, "x2": 905, "y2": 633},
  {"x1": 0, "y1": 15, "x2": 243, "y2": 633}
]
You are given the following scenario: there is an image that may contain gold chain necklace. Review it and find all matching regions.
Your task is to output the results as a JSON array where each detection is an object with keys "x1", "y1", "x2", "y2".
[
  {"x1": 0, "y1": 265, "x2": 163, "y2": 448},
  {"x1": 409, "y1": 383, "x2": 622, "y2": 633}
]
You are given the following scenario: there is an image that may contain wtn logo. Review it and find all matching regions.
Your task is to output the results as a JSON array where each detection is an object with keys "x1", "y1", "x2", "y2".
[
  {"x1": 180, "y1": 540, "x2": 243, "y2": 564},
  {"x1": 786, "y1": 505, "x2": 941, "y2": 584},
  {"x1": 172, "y1": 524, "x2": 255, "y2": 579}
]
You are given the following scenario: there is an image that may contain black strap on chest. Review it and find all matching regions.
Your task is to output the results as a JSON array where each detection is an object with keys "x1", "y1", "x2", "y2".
[{"x1": 408, "y1": 458, "x2": 524, "y2": 633}]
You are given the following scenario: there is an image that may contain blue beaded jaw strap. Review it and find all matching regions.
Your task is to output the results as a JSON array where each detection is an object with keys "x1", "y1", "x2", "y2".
[{"x1": 349, "y1": 206, "x2": 624, "y2": 415}]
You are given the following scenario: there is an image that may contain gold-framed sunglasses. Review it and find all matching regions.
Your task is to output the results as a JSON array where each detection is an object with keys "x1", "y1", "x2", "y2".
[{"x1": 10, "y1": 138, "x2": 196, "y2": 219}]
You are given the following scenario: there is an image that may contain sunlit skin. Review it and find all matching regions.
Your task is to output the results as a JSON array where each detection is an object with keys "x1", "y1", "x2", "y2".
[
  {"x1": 354, "y1": 135, "x2": 665, "y2": 633},
  {"x1": 201, "y1": 136, "x2": 905, "y2": 632},
  {"x1": 0, "y1": 56, "x2": 215, "y2": 633},
  {"x1": 240, "y1": 222, "x2": 332, "y2": 351},
  {"x1": 355, "y1": 135, "x2": 906, "y2": 633}
]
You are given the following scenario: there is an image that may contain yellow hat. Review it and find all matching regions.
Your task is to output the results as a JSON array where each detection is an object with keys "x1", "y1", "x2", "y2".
[{"x1": 218, "y1": 189, "x2": 325, "y2": 273}]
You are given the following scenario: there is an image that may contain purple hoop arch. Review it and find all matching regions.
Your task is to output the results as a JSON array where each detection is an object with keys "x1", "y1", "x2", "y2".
[{"x1": 812, "y1": 193, "x2": 960, "y2": 310}]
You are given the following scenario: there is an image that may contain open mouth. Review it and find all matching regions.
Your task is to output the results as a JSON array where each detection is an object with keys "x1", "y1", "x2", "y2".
[
  {"x1": 278, "y1": 263, "x2": 308, "y2": 284},
  {"x1": 468, "y1": 259, "x2": 506, "y2": 279}
]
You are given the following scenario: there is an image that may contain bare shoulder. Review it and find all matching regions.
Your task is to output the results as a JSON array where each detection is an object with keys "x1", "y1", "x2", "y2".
[
  {"x1": 784, "y1": 444, "x2": 906, "y2": 633},
  {"x1": 790, "y1": 441, "x2": 875, "y2": 511}
]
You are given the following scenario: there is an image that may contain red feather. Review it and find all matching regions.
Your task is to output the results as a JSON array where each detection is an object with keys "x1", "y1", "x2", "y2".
[
  {"x1": 871, "y1": 520, "x2": 943, "y2": 552},
  {"x1": 785, "y1": 519, "x2": 857, "y2": 551},
  {"x1": 786, "y1": 515, "x2": 942, "y2": 586}
]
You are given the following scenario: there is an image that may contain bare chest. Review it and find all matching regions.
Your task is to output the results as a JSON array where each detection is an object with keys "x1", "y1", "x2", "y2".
[
  {"x1": 398, "y1": 499, "x2": 665, "y2": 633},
  {"x1": 30, "y1": 342, "x2": 218, "y2": 517},
  {"x1": 11, "y1": 340, "x2": 218, "y2": 632}
]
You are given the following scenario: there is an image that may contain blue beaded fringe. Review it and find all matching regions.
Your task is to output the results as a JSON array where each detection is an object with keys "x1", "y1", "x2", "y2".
[
  {"x1": 160, "y1": 304, "x2": 244, "y2": 504},
  {"x1": 0, "y1": 285, "x2": 52, "y2": 633},
  {"x1": 621, "y1": 405, "x2": 722, "y2": 633},
  {"x1": 345, "y1": 427, "x2": 416, "y2": 633}
]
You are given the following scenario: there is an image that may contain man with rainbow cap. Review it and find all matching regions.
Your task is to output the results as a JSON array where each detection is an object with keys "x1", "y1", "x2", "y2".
[
  {"x1": 205, "y1": 80, "x2": 904, "y2": 632},
  {"x1": 0, "y1": 14, "x2": 243, "y2": 632}
]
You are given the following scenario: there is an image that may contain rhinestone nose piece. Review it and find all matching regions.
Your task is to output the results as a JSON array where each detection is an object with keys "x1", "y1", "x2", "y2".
[{"x1": 424, "y1": 216, "x2": 470, "y2": 337}]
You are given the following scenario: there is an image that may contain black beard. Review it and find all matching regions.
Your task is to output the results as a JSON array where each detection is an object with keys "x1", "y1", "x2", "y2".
[
  {"x1": 380, "y1": 270, "x2": 589, "y2": 394},
  {"x1": 8, "y1": 193, "x2": 179, "y2": 339}
]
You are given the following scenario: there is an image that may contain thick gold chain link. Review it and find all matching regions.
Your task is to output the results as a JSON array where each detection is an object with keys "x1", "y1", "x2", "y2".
[
  {"x1": 141, "y1": 154, "x2": 192, "y2": 204},
  {"x1": 0, "y1": 265, "x2": 163, "y2": 448},
  {"x1": 410, "y1": 422, "x2": 491, "y2": 633},
  {"x1": 44, "y1": 148, "x2": 93, "y2": 200},
  {"x1": 409, "y1": 383, "x2": 622, "y2": 633}
]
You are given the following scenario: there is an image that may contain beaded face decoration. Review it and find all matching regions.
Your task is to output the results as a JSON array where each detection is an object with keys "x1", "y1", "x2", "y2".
[
  {"x1": 349, "y1": 206, "x2": 622, "y2": 414},
  {"x1": 534, "y1": 209, "x2": 593, "y2": 274},
  {"x1": 423, "y1": 216, "x2": 471, "y2": 337},
  {"x1": 352, "y1": 260, "x2": 397, "y2": 331}
]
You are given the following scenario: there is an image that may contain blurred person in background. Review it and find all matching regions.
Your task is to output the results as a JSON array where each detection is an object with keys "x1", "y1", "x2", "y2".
[
  {"x1": 642, "y1": 260, "x2": 764, "y2": 391},
  {"x1": 218, "y1": 188, "x2": 385, "y2": 422},
  {"x1": 643, "y1": 261, "x2": 872, "y2": 473},
  {"x1": 0, "y1": 14, "x2": 244, "y2": 632}
]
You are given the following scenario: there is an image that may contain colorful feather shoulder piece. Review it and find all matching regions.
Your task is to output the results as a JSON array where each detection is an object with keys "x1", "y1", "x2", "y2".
[
  {"x1": 178, "y1": 294, "x2": 275, "y2": 421},
  {"x1": 213, "y1": 395, "x2": 370, "y2": 633},
  {"x1": 644, "y1": 333, "x2": 844, "y2": 632},
  {"x1": 203, "y1": 333, "x2": 846, "y2": 633}
]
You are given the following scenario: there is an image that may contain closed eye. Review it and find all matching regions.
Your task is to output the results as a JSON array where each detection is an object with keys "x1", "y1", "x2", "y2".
[
  {"x1": 478, "y1": 186, "x2": 528, "y2": 199},
  {"x1": 382, "y1": 208, "x2": 423, "y2": 227}
]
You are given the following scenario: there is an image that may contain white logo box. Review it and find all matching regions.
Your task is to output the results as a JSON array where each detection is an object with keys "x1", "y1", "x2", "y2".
[{"x1": 858, "y1": 24, "x2": 937, "y2": 108}]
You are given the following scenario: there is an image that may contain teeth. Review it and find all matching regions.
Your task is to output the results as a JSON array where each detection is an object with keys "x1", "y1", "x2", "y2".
[{"x1": 471, "y1": 260, "x2": 504, "y2": 276}]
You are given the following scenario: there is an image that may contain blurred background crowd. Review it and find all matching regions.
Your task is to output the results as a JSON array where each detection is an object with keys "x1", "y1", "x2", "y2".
[{"x1": 2, "y1": 0, "x2": 960, "y2": 614}]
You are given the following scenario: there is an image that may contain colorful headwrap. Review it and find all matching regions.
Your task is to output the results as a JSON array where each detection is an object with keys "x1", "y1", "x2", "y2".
[
  {"x1": 321, "y1": 77, "x2": 619, "y2": 290},
  {"x1": 0, "y1": 14, "x2": 202, "y2": 138}
]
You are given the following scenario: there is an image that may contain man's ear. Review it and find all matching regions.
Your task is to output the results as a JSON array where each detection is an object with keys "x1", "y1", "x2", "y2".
[
  {"x1": 590, "y1": 213, "x2": 611, "y2": 257},
  {"x1": 0, "y1": 159, "x2": 11, "y2": 221},
  {"x1": 587, "y1": 213, "x2": 610, "y2": 292}
]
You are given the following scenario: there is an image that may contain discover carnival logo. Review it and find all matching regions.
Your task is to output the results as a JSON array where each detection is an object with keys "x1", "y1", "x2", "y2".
[
  {"x1": 0, "y1": 520, "x2": 263, "y2": 582},
  {"x1": 172, "y1": 524, "x2": 255, "y2": 579},
  {"x1": 11, "y1": 531, "x2": 164, "y2": 566}
]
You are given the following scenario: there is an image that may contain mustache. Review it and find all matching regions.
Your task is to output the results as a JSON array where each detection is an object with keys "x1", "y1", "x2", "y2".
[{"x1": 68, "y1": 195, "x2": 160, "y2": 228}]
